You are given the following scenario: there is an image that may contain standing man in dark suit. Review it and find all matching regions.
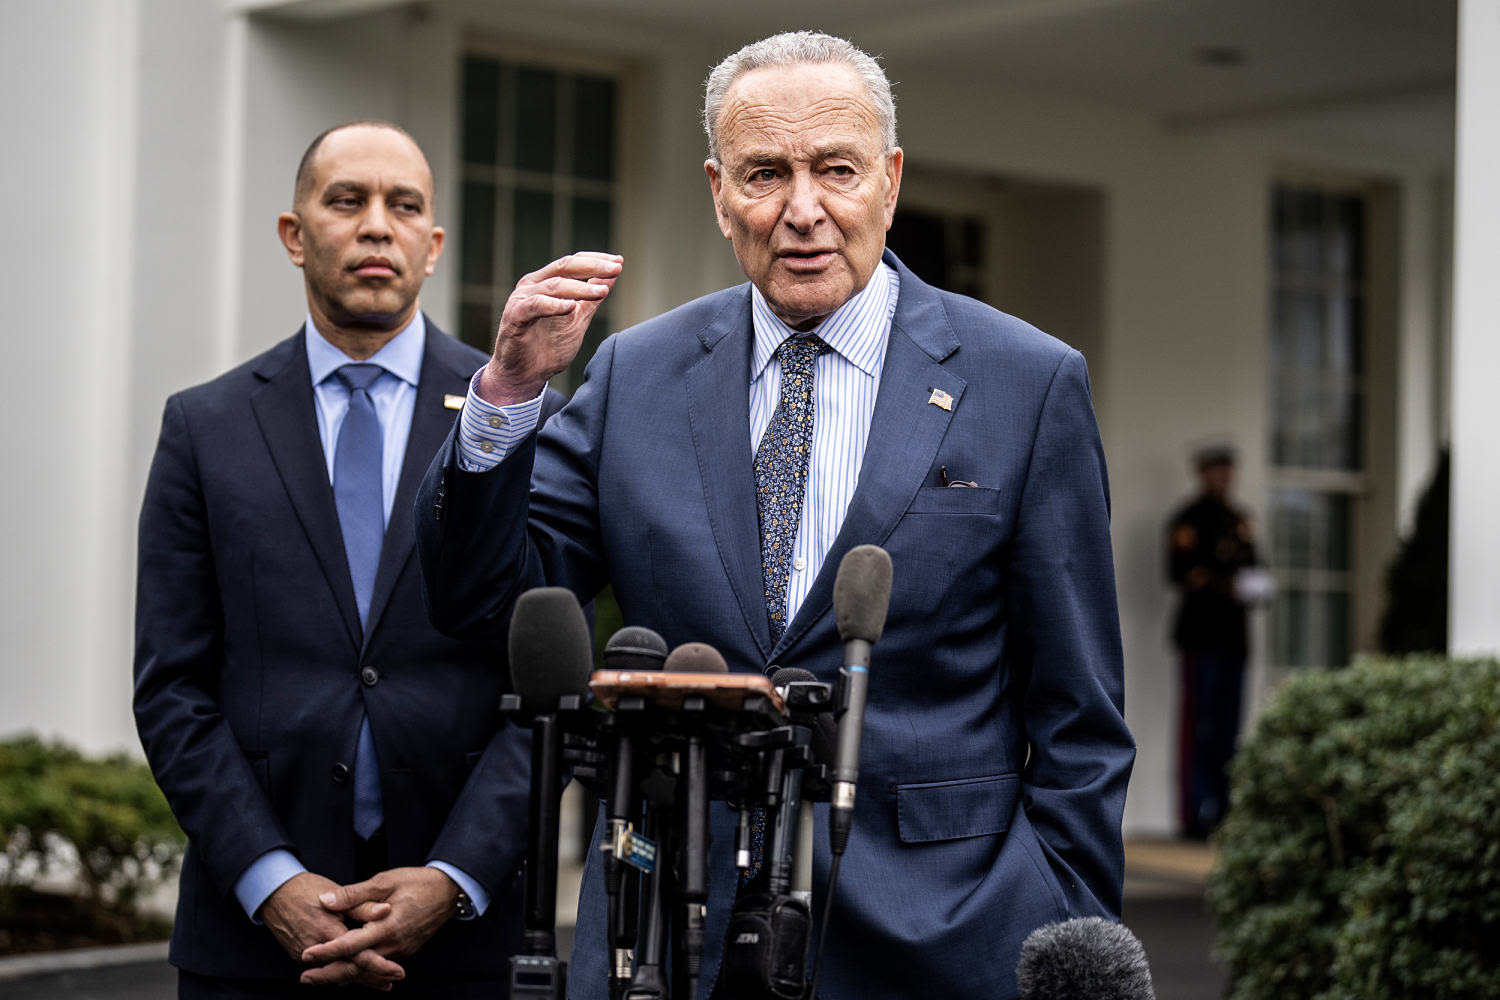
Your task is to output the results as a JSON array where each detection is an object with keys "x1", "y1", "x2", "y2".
[
  {"x1": 135, "y1": 120, "x2": 540, "y2": 996},
  {"x1": 408, "y1": 31, "x2": 1133, "y2": 999}
]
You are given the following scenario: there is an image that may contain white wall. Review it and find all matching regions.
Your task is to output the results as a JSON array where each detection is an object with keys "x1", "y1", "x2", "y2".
[
  {"x1": 1450, "y1": 0, "x2": 1500, "y2": 656},
  {"x1": 3, "y1": 1, "x2": 142, "y2": 754}
]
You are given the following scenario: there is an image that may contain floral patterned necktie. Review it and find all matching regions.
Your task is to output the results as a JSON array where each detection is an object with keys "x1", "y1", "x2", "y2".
[{"x1": 744, "y1": 334, "x2": 826, "y2": 886}]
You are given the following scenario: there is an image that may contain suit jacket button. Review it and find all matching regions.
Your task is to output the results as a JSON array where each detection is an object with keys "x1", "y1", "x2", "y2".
[
  {"x1": 332, "y1": 762, "x2": 350, "y2": 782},
  {"x1": 361, "y1": 666, "x2": 379, "y2": 686}
]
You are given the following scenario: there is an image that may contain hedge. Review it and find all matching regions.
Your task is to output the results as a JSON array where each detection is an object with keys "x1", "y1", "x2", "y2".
[
  {"x1": 0, "y1": 734, "x2": 184, "y2": 915},
  {"x1": 1206, "y1": 656, "x2": 1500, "y2": 1000}
]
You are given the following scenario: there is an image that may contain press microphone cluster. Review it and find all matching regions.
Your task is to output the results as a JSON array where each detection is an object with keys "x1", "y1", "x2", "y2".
[{"x1": 500, "y1": 544, "x2": 893, "y2": 1000}]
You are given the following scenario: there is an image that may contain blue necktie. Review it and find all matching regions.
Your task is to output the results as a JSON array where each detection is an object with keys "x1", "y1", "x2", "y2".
[
  {"x1": 333, "y1": 363, "x2": 386, "y2": 840},
  {"x1": 744, "y1": 335, "x2": 827, "y2": 885}
]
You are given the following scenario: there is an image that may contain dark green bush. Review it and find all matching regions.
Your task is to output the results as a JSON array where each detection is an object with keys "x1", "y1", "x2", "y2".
[
  {"x1": 1207, "y1": 656, "x2": 1500, "y2": 1000},
  {"x1": 0, "y1": 734, "x2": 184, "y2": 914}
]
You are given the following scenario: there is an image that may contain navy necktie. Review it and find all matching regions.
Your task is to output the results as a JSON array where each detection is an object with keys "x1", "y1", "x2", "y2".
[
  {"x1": 755, "y1": 335, "x2": 827, "y2": 643},
  {"x1": 333, "y1": 363, "x2": 386, "y2": 840},
  {"x1": 744, "y1": 335, "x2": 827, "y2": 885}
]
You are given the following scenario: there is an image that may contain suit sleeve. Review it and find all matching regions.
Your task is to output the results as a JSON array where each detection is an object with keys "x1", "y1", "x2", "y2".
[
  {"x1": 1009, "y1": 349, "x2": 1134, "y2": 918},
  {"x1": 134, "y1": 395, "x2": 295, "y2": 896},
  {"x1": 416, "y1": 350, "x2": 614, "y2": 639}
]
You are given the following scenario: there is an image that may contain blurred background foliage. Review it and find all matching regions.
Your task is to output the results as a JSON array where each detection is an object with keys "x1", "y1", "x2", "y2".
[
  {"x1": 1208, "y1": 656, "x2": 1500, "y2": 1000},
  {"x1": 0, "y1": 734, "x2": 183, "y2": 951}
]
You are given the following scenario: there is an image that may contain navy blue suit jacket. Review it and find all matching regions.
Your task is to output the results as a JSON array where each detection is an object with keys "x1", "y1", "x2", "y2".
[
  {"x1": 417, "y1": 254, "x2": 1134, "y2": 999},
  {"x1": 135, "y1": 320, "x2": 540, "y2": 983}
]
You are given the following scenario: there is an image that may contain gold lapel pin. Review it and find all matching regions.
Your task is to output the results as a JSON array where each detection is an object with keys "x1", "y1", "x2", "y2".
[
  {"x1": 928, "y1": 388, "x2": 953, "y2": 411},
  {"x1": 443, "y1": 394, "x2": 465, "y2": 410}
]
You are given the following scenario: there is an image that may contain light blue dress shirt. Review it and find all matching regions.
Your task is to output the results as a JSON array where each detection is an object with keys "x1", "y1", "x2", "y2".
[{"x1": 233, "y1": 314, "x2": 487, "y2": 921}]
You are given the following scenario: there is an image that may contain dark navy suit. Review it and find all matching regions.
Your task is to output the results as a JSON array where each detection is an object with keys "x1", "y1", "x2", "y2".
[
  {"x1": 416, "y1": 253, "x2": 1134, "y2": 999},
  {"x1": 135, "y1": 320, "x2": 540, "y2": 988}
]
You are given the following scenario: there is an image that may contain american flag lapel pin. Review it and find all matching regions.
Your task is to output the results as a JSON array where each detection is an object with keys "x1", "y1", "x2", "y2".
[{"x1": 928, "y1": 388, "x2": 953, "y2": 411}]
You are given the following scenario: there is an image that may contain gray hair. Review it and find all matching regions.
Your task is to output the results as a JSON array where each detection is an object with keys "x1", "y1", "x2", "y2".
[{"x1": 703, "y1": 31, "x2": 897, "y2": 163}]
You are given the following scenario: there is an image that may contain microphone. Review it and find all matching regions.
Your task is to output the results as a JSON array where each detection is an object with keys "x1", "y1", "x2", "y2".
[
  {"x1": 599, "y1": 627, "x2": 666, "y2": 999},
  {"x1": 508, "y1": 587, "x2": 594, "y2": 718},
  {"x1": 603, "y1": 625, "x2": 670, "y2": 672},
  {"x1": 660, "y1": 641, "x2": 729, "y2": 674},
  {"x1": 770, "y1": 667, "x2": 832, "y2": 905},
  {"x1": 829, "y1": 544, "x2": 892, "y2": 855},
  {"x1": 506, "y1": 587, "x2": 594, "y2": 996},
  {"x1": 1016, "y1": 917, "x2": 1156, "y2": 1000}
]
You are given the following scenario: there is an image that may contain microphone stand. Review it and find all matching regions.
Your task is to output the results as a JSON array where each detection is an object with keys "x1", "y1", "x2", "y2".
[
  {"x1": 504, "y1": 699, "x2": 579, "y2": 999},
  {"x1": 679, "y1": 734, "x2": 709, "y2": 1000},
  {"x1": 625, "y1": 760, "x2": 677, "y2": 1000}
]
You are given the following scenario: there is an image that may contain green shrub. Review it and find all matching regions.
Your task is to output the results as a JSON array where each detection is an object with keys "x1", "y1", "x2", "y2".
[
  {"x1": 1207, "y1": 656, "x2": 1500, "y2": 1000},
  {"x1": 0, "y1": 734, "x2": 184, "y2": 915}
]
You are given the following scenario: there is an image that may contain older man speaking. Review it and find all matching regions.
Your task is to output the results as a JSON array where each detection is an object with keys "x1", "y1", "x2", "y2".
[{"x1": 415, "y1": 31, "x2": 1133, "y2": 1000}]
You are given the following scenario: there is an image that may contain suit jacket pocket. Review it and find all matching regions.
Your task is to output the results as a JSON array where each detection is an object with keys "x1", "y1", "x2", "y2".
[
  {"x1": 907, "y1": 485, "x2": 1004, "y2": 516},
  {"x1": 895, "y1": 772, "x2": 1020, "y2": 843}
]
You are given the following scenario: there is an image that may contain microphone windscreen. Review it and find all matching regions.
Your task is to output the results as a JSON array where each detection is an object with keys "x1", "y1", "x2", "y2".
[
  {"x1": 661, "y1": 641, "x2": 728, "y2": 674},
  {"x1": 1016, "y1": 917, "x2": 1155, "y2": 1000},
  {"x1": 602, "y1": 625, "x2": 669, "y2": 672},
  {"x1": 833, "y1": 544, "x2": 892, "y2": 644},
  {"x1": 507, "y1": 587, "x2": 595, "y2": 716}
]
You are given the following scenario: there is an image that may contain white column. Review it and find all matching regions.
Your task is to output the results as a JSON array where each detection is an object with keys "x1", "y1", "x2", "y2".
[{"x1": 1449, "y1": 0, "x2": 1500, "y2": 656}]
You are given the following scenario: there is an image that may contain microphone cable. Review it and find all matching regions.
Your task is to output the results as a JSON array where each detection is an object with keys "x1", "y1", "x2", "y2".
[{"x1": 806, "y1": 848, "x2": 842, "y2": 1000}]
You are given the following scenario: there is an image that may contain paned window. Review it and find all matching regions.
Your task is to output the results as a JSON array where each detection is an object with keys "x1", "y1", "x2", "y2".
[
  {"x1": 458, "y1": 54, "x2": 618, "y2": 392},
  {"x1": 1268, "y1": 185, "x2": 1368, "y2": 669}
]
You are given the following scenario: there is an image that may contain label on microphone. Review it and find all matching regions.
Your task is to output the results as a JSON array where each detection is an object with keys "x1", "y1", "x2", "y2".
[{"x1": 615, "y1": 827, "x2": 657, "y2": 873}]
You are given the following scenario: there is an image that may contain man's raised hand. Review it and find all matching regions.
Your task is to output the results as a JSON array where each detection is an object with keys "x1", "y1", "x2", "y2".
[{"x1": 478, "y1": 251, "x2": 623, "y2": 406}]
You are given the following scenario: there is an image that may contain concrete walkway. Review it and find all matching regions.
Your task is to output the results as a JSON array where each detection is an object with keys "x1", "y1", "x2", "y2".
[{"x1": 0, "y1": 839, "x2": 1226, "y2": 998}]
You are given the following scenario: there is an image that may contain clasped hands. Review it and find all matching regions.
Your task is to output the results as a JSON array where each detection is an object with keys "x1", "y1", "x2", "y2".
[{"x1": 259, "y1": 866, "x2": 461, "y2": 990}]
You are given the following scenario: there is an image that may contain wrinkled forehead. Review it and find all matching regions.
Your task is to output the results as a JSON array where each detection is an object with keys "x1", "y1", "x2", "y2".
[{"x1": 716, "y1": 64, "x2": 884, "y2": 162}]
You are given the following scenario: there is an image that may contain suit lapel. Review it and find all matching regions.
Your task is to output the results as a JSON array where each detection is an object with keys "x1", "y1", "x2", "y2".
[
  {"x1": 363, "y1": 322, "x2": 474, "y2": 646},
  {"x1": 683, "y1": 288, "x2": 775, "y2": 660},
  {"x1": 249, "y1": 330, "x2": 364, "y2": 647},
  {"x1": 779, "y1": 256, "x2": 965, "y2": 653}
]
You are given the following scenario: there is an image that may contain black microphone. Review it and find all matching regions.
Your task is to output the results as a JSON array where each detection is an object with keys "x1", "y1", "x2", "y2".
[
  {"x1": 1016, "y1": 917, "x2": 1156, "y2": 1000},
  {"x1": 828, "y1": 544, "x2": 892, "y2": 855},
  {"x1": 603, "y1": 625, "x2": 670, "y2": 672},
  {"x1": 770, "y1": 666, "x2": 832, "y2": 905},
  {"x1": 599, "y1": 627, "x2": 667, "y2": 999},
  {"x1": 506, "y1": 587, "x2": 594, "y2": 996}
]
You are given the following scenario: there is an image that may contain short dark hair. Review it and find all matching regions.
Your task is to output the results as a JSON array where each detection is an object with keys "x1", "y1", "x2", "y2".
[{"x1": 292, "y1": 119, "x2": 425, "y2": 208}]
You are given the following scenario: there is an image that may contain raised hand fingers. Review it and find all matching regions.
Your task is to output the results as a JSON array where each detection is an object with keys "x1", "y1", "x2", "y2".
[{"x1": 516, "y1": 253, "x2": 622, "y2": 297}]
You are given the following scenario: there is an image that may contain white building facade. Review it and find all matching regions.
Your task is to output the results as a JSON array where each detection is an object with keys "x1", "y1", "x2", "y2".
[{"x1": 3, "y1": 0, "x2": 1485, "y2": 837}]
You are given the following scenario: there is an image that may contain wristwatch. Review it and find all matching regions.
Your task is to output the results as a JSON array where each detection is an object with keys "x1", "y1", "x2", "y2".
[{"x1": 454, "y1": 888, "x2": 476, "y2": 920}]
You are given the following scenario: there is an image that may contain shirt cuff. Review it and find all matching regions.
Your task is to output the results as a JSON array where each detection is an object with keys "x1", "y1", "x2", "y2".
[
  {"x1": 427, "y1": 860, "x2": 490, "y2": 919},
  {"x1": 235, "y1": 849, "x2": 306, "y2": 923},
  {"x1": 456, "y1": 368, "x2": 548, "y2": 472}
]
